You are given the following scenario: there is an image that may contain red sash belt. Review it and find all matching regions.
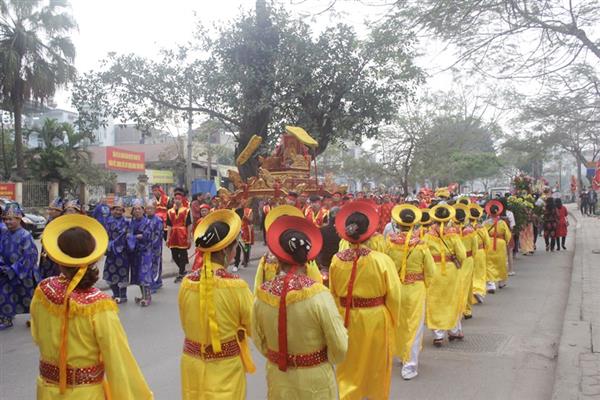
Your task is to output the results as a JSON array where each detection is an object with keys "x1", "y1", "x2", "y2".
[
  {"x1": 267, "y1": 347, "x2": 328, "y2": 368},
  {"x1": 404, "y1": 272, "x2": 425, "y2": 284},
  {"x1": 39, "y1": 360, "x2": 104, "y2": 386},
  {"x1": 183, "y1": 338, "x2": 240, "y2": 360},
  {"x1": 465, "y1": 250, "x2": 473, "y2": 258},
  {"x1": 339, "y1": 296, "x2": 385, "y2": 308}
]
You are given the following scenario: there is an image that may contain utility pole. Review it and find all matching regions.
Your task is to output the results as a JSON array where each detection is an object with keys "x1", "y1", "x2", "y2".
[
  {"x1": 207, "y1": 131, "x2": 212, "y2": 182},
  {"x1": 186, "y1": 91, "x2": 193, "y2": 192}
]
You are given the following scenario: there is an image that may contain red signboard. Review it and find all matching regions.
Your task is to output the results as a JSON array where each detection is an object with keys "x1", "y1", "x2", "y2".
[
  {"x1": 0, "y1": 183, "x2": 16, "y2": 200},
  {"x1": 106, "y1": 147, "x2": 145, "y2": 172}
]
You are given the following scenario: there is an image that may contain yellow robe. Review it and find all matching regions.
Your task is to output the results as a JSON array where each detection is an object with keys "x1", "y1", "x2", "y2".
[
  {"x1": 254, "y1": 253, "x2": 323, "y2": 295},
  {"x1": 424, "y1": 227, "x2": 467, "y2": 330},
  {"x1": 30, "y1": 276, "x2": 153, "y2": 400},
  {"x1": 484, "y1": 219, "x2": 512, "y2": 282},
  {"x1": 178, "y1": 266, "x2": 254, "y2": 400},
  {"x1": 472, "y1": 225, "x2": 491, "y2": 298},
  {"x1": 330, "y1": 246, "x2": 401, "y2": 400},
  {"x1": 253, "y1": 274, "x2": 348, "y2": 399},
  {"x1": 457, "y1": 226, "x2": 477, "y2": 317},
  {"x1": 386, "y1": 232, "x2": 436, "y2": 362},
  {"x1": 339, "y1": 232, "x2": 388, "y2": 253}
]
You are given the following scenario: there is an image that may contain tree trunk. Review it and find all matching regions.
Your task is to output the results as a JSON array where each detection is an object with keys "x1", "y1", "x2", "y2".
[
  {"x1": 13, "y1": 93, "x2": 24, "y2": 178},
  {"x1": 0, "y1": 119, "x2": 8, "y2": 179},
  {"x1": 186, "y1": 94, "x2": 194, "y2": 192}
]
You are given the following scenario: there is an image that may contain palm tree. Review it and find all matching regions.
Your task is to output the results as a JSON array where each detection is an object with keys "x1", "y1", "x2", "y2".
[
  {"x1": 0, "y1": 0, "x2": 77, "y2": 178},
  {"x1": 27, "y1": 118, "x2": 90, "y2": 183}
]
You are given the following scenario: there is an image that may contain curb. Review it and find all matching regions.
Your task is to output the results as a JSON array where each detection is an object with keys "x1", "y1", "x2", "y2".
[{"x1": 551, "y1": 208, "x2": 590, "y2": 399}]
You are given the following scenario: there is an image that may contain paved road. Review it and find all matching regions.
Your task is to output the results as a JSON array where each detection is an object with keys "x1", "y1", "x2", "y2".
[{"x1": 1, "y1": 236, "x2": 572, "y2": 399}]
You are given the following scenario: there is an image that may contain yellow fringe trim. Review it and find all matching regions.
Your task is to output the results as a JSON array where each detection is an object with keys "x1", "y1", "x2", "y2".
[
  {"x1": 33, "y1": 287, "x2": 118, "y2": 318},
  {"x1": 181, "y1": 276, "x2": 248, "y2": 292},
  {"x1": 256, "y1": 283, "x2": 328, "y2": 307}
]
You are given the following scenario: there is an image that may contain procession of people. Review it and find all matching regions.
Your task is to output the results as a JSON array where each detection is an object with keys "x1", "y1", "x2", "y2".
[{"x1": 0, "y1": 180, "x2": 573, "y2": 399}]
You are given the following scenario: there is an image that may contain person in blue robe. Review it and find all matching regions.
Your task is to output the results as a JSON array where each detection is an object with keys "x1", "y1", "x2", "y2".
[
  {"x1": 145, "y1": 200, "x2": 164, "y2": 292},
  {"x1": 93, "y1": 197, "x2": 112, "y2": 229},
  {"x1": 38, "y1": 198, "x2": 64, "y2": 280},
  {"x1": 102, "y1": 198, "x2": 130, "y2": 303},
  {"x1": 64, "y1": 198, "x2": 85, "y2": 215},
  {"x1": 0, "y1": 203, "x2": 39, "y2": 330},
  {"x1": 127, "y1": 200, "x2": 153, "y2": 307}
]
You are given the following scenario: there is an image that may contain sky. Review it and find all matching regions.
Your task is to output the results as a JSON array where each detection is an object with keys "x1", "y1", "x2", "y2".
[{"x1": 57, "y1": 0, "x2": 453, "y2": 110}]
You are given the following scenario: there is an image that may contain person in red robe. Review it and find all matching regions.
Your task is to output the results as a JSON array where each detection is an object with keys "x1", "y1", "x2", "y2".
[
  {"x1": 167, "y1": 189, "x2": 192, "y2": 282},
  {"x1": 261, "y1": 199, "x2": 272, "y2": 245},
  {"x1": 378, "y1": 195, "x2": 394, "y2": 233},
  {"x1": 555, "y1": 198, "x2": 569, "y2": 250},
  {"x1": 305, "y1": 195, "x2": 329, "y2": 228},
  {"x1": 233, "y1": 199, "x2": 254, "y2": 272},
  {"x1": 151, "y1": 184, "x2": 169, "y2": 240}
]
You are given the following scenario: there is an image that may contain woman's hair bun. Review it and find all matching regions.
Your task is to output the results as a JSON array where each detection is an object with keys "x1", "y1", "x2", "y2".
[
  {"x1": 345, "y1": 212, "x2": 369, "y2": 240},
  {"x1": 400, "y1": 209, "x2": 415, "y2": 223},
  {"x1": 196, "y1": 221, "x2": 230, "y2": 248},
  {"x1": 435, "y1": 207, "x2": 450, "y2": 219},
  {"x1": 279, "y1": 229, "x2": 311, "y2": 264}
]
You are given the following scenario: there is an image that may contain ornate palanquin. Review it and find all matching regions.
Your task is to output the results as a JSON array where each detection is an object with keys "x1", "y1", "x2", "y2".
[{"x1": 225, "y1": 126, "x2": 347, "y2": 203}]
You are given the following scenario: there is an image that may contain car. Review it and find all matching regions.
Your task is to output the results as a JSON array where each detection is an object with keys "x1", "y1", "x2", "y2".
[{"x1": 0, "y1": 198, "x2": 47, "y2": 238}]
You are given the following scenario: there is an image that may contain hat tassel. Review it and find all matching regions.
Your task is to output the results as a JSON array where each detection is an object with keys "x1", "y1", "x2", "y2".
[
  {"x1": 400, "y1": 228, "x2": 413, "y2": 283},
  {"x1": 59, "y1": 266, "x2": 87, "y2": 394}
]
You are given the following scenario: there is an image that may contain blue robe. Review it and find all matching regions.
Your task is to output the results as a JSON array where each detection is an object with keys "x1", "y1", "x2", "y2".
[
  {"x1": 102, "y1": 216, "x2": 130, "y2": 286},
  {"x1": 127, "y1": 216, "x2": 153, "y2": 287},
  {"x1": 0, "y1": 227, "x2": 39, "y2": 319},
  {"x1": 147, "y1": 215, "x2": 164, "y2": 290},
  {"x1": 38, "y1": 216, "x2": 61, "y2": 280},
  {"x1": 93, "y1": 204, "x2": 111, "y2": 229}
]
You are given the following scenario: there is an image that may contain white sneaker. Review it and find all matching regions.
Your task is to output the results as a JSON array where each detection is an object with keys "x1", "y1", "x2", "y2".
[
  {"x1": 232, "y1": 266, "x2": 239, "y2": 272},
  {"x1": 508, "y1": 271, "x2": 516, "y2": 276},
  {"x1": 401, "y1": 365, "x2": 418, "y2": 380}
]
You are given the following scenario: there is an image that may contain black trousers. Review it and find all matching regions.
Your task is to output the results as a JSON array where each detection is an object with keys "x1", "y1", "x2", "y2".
[
  {"x1": 171, "y1": 248, "x2": 189, "y2": 276},
  {"x1": 235, "y1": 244, "x2": 251, "y2": 267}
]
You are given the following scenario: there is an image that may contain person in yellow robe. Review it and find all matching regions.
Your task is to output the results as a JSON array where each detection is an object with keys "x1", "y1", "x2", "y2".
[
  {"x1": 452, "y1": 204, "x2": 477, "y2": 319},
  {"x1": 329, "y1": 201, "x2": 401, "y2": 399},
  {"x1": 469, "y1": 204, "x2": 490, "y2": 304},
  {"x1": 254, "y1": 205, "x2": 323, "y2": 294},
  {"x1": 30, "y1": 214, "x2": 153, "y2": 399},
  {"x1": 484, "y1": 200, "x2": 512, "y2": 293},
  {"x1": 253, "y1": 214, "x2": 348, "y2": 399},
  {"x1": 179, "y1": 210, "x2": 255, "y2": 400},
  {"x1": 386, "y1": 204, "x2": 435, "y2": 380},
  {"x1": 424, "y1": 204, "x2": 467, "y2": 347}
]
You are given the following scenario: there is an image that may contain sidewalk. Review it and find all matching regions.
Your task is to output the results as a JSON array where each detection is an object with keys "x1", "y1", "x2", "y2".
[
  {"x1": 552, "y1": 205, "x2": 600, "y2": 399},
  {"x1": 96, "y1": 241, "x2": 268, "y2": 290}
]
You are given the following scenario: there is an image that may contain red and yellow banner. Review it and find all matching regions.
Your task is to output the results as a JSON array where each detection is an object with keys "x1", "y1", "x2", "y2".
[
  {"x1": 106, "y1": 147, "x2": 145, "y2": 172},
  {"x1": 0, "y1": 183, "x2": 16, "y2": 200}
]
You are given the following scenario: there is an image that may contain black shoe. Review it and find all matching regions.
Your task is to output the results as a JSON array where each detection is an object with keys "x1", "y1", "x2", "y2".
[
  {"x1": 562, "y1": 245, "x2": 567, "y2": 250},
  {"x1": 174, "y1": 275, "x2": 184, "y2": 283},
  {"x1": 464, "y1": 314, "x2": 472, "y2": 320},
  {"x1": 433, "y1": 338, "x2": 443, "y2": 347}
]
